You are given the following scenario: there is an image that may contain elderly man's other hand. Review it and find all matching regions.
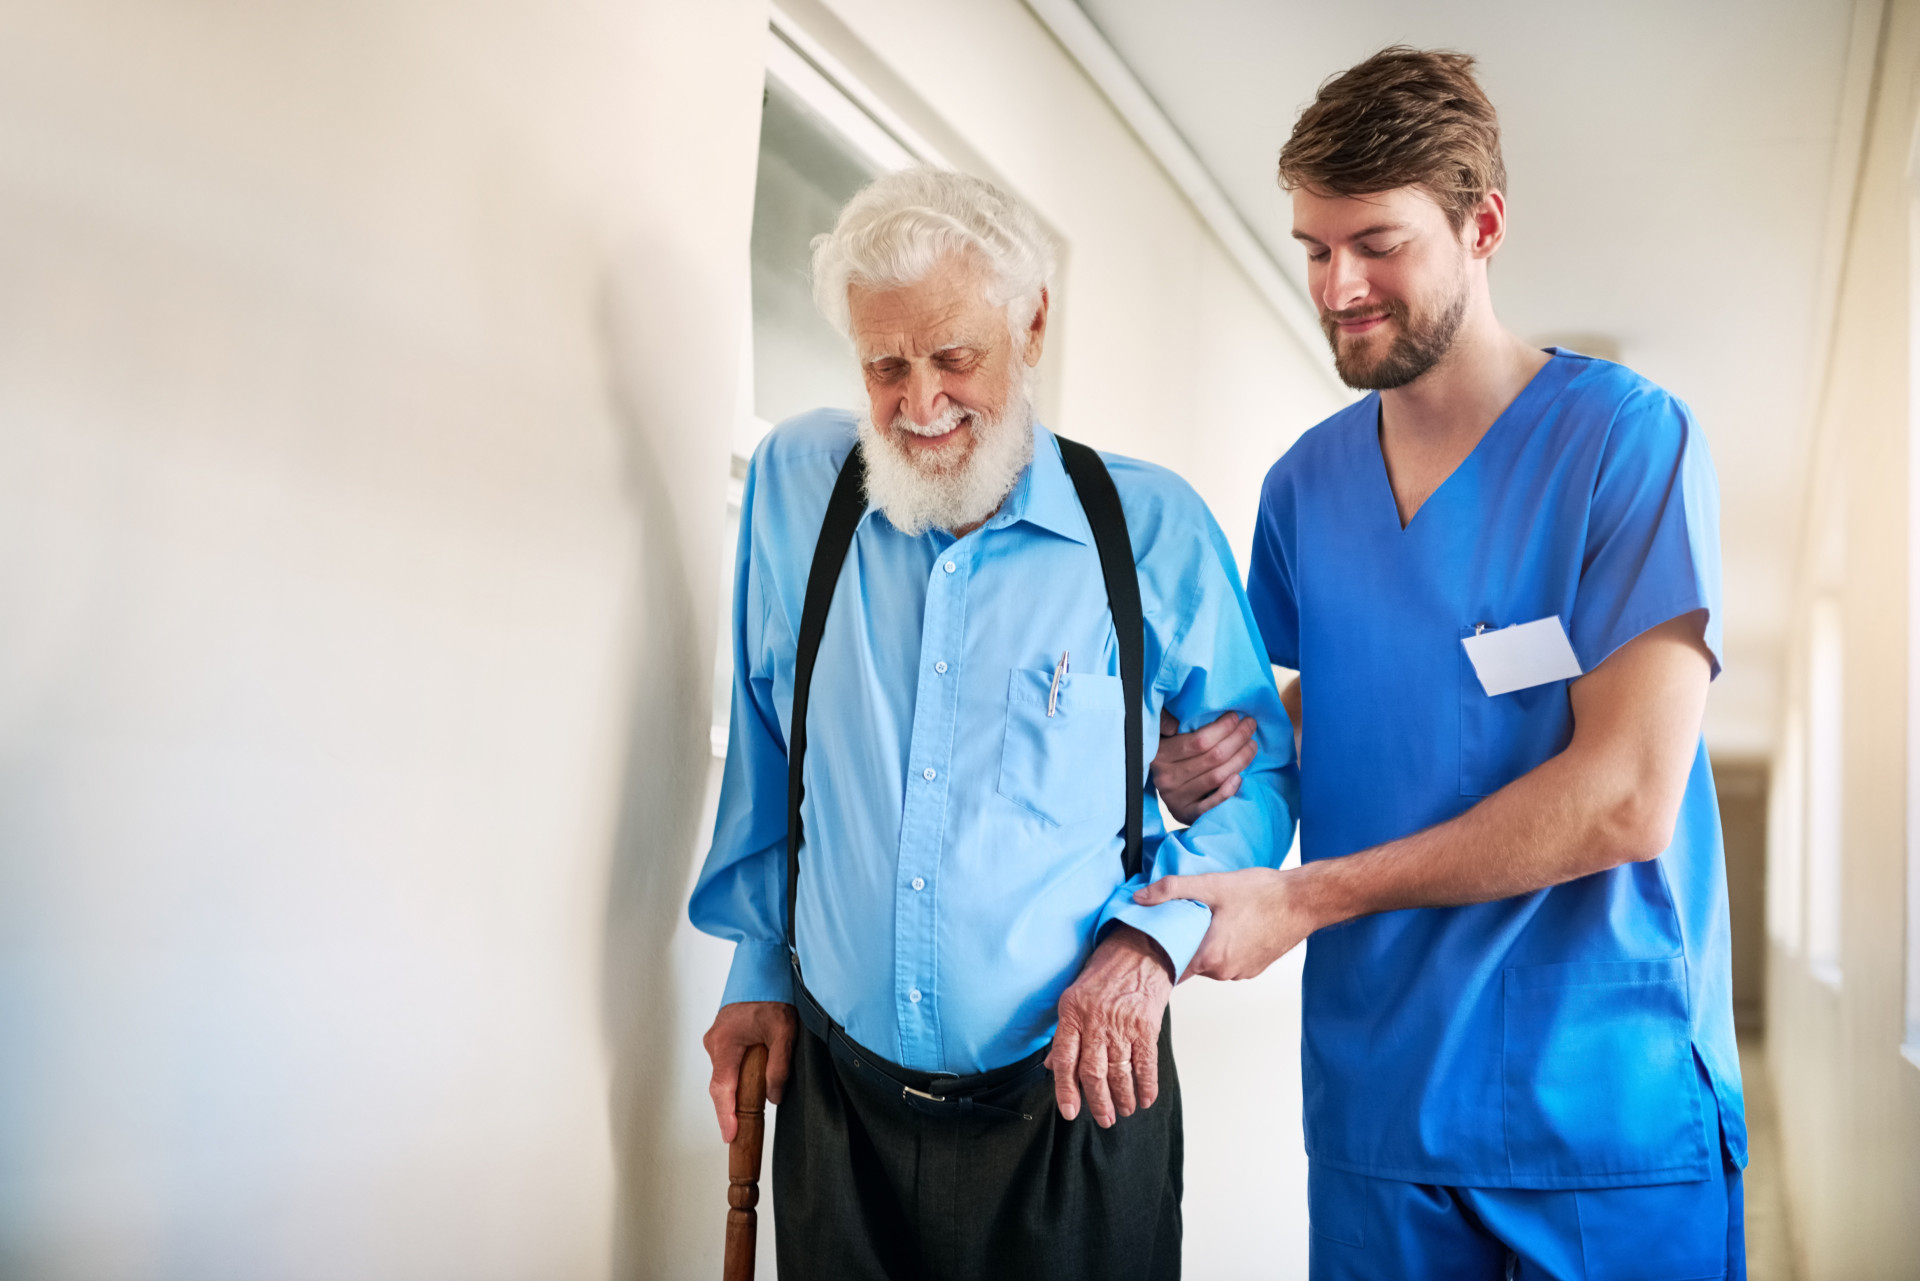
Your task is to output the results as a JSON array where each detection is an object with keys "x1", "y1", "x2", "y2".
[
  {"x1": 1047, "y1": 924, "x2": 1174, "y2": 1127},
  {"x1": 1151, "y1": 710, "x2": 1256, "y2": 825},
  {"x1": 703, "y1": 1000, "x2": 798, "y2": 1143}
]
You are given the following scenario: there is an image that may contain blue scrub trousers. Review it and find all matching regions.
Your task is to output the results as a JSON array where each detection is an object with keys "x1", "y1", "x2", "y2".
[
  {"x1": 1307, "y1": 1158, "x2": 1744, "y2": 1280},
  {"x1": 1311, "y1": 1061, "x2": 1745, "y2": 1281}
]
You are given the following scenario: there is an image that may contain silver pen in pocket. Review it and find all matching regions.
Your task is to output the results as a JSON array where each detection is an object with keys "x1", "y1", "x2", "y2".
[{"x1": 1047, "y1": 650, "x2": 1069, "y2": 717}]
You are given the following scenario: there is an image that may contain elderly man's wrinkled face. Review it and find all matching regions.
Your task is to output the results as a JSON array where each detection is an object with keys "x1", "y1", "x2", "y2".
[{"x1": 848, "y1": 253, "x2": 1046, "y2": 537}]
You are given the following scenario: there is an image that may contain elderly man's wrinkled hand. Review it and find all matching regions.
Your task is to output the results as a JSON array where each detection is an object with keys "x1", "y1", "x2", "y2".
[
  {"x1": 702, "y1": 1000, "x2": 798, "y2": 1143},
  {"x1": 1047, "y1": 924, "x2": 1174, "y2": 1127}
]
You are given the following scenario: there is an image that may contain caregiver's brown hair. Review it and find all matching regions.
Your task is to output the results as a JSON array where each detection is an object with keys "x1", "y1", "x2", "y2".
[{"x1": 1278, "y1": 46, "x2": 1506, "y2": 232}]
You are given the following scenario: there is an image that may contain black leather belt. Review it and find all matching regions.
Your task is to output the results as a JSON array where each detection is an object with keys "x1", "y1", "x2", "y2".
[{"x1": 793, "y1": 961, "x2": 1048, "y2": 1121}]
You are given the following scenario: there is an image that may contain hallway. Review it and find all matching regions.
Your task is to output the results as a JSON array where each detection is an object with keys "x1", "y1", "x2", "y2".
[{"x1": 1, "y1": 2, "x2": 1917, "y2": 1278}]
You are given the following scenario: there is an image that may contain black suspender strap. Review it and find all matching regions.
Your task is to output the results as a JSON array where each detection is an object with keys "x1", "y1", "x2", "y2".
[
  {"x1": 787, "y1": 445, "x2": 869, "y2": 962},
  {"x1": 1054, "y1": 435, "x2": 1146, "y2": 880},
  {"x1": 784, "y1": 434, "x2": 1147, "y2": 979}
]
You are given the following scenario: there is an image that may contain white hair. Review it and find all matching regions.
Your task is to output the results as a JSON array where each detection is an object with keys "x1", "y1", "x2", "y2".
[{"x1": 810, "y1": 167, "x2": 1056, "y2": 345}]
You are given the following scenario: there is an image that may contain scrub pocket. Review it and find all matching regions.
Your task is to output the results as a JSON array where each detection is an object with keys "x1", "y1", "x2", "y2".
[
  {"x1": 1458, "y1": 623, "x2": 1576, "y2": 797},
  {"x1": 1307, "y1": 1162, "x2": 1365, "y2": 1247},
  {"x1": 997, "y1": 668, "x2": 1126, "y2": 827},
  {"x1": 1502, "y1": 958, "x2": 1708, "y2": 1181}
]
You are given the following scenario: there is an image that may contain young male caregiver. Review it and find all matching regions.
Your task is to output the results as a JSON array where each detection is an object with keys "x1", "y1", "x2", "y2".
[{"x1": 1144, "y1": 47, "x2": 1748, "y2": 1279}]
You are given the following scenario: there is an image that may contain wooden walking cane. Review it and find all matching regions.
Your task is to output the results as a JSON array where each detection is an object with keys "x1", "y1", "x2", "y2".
[{"x1": 723, "y1": 1043, "x2": 770, "y2": 1281}]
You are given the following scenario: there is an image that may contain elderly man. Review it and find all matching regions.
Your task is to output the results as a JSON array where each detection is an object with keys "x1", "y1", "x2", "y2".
[{"x1": 689, "y1": 166, "x2": 1295, "y2": 1279}]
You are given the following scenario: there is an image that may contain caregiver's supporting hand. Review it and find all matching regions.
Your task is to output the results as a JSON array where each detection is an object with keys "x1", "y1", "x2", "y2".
[
  {"x1": 1047, "y1": 924, "x2": 1174, "y2": 1127},
  {"x1": 1153, "y1": 676, "x2": 1299, "y2": 825},
  {"x1": 1133, "y1": 868, "x2": 1321, "y2": 981},
  {"x1": 1150, "y1": 709, "x2": 1256, "y2": 824},
  {"x1": 1140, "y1": 616, "x2": 1716, "y2": 983}
]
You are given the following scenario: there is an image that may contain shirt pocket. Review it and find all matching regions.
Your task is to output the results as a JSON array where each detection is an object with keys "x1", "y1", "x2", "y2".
[
  {"x1": 1502, "y1": 957, "x2": 1709, "y2": 1181},
  {"x1": 997, "y1": 668, "x2": 1127, "y2": 827},
  {"x1": 1458, "y1": 622, "x2": 1576, "y2": 797}
]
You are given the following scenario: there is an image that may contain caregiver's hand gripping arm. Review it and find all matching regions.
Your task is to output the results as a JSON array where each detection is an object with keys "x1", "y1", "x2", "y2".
[
  {"x1": 1138, "y1": 612, "x2": 1711, "y2": 980},
  {"x1": 1152, "y1": 677, "x2": 1298, "y2": 821}
]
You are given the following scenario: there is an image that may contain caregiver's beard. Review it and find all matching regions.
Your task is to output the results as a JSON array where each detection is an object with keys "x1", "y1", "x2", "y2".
[
  {"x1": 1324, "y1": 273, "x2": 1469, "y2": 391},
  {"x1": 857, "y1": 390, "x2": 1035, "y2": 537}
]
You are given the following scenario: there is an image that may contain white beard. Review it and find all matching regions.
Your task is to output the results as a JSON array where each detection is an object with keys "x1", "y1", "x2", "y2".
[{"x1": 856, "y1": 393, "x2": 1035, "y2": 537}]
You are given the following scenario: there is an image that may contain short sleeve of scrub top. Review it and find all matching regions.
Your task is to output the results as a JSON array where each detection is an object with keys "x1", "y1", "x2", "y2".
[
  {"x1": 1246, "y1": 465, "x2": 1300, "y2": 669},
  {"x1": 1569, "y1": 388, "x2": 1724, "y2": 676}
]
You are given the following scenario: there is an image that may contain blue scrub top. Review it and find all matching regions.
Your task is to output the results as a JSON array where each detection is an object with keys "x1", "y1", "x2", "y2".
[{"x1": 1248, "y1": 349, "x2": 1746, "y2": 1190}]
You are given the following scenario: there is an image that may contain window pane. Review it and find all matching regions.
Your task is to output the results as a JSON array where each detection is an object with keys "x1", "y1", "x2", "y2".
[{"x1": 749, "y1": 77, "x2": 876, "y2": 427}]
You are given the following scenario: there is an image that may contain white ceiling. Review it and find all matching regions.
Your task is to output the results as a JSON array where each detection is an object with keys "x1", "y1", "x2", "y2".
[{"x1": 1072, "y1": 0, "x2": 1863, "y2": 754}]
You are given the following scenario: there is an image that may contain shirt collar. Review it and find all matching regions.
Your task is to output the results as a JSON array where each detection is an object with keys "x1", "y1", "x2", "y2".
[
  {"x1": 860, "y1": 421, "x2": 1091, "y2": 546},
  {"x1": 995, "y1": 424, "x2": 1092, "y2": 545}
]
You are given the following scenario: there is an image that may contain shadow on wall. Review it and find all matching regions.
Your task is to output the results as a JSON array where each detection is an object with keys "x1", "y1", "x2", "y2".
[{"x1": 594, "y1": 261, "x2": 721, "y2": 1281}]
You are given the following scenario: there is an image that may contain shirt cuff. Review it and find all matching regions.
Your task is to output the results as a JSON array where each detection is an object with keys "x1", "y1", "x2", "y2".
[
  {"x1": 720, "y1": 938, "x2": 795, "y2": 1007},
  {"x1": 1099, "y1": 896, "x2": 1213, "y2": 979}
]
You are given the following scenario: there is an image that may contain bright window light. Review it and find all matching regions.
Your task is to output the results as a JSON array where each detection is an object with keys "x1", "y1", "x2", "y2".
[
  {"x1": 1805, "y1": 597, "x2": 1844, "y2": 986},
  {"x1": 1767, "y1": 705, "x2": 1806, "y2": 952}
]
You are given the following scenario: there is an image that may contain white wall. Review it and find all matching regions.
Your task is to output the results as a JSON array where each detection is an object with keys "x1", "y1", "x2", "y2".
[
  {"x1": 0, "y1": 3, "x2": 766, "y2": 1278},
  {"x1": 1764, "y1": 0, "x2": 1920, "y2": 1272}
]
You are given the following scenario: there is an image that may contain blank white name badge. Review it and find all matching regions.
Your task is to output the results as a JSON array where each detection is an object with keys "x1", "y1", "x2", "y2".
[{"x1": 1461, "y1": 616, "x2": 1584, "y2": 697}]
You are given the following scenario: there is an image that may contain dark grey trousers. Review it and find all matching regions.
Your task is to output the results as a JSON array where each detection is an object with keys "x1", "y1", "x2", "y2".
[{"x1": 771, "y1": 1006, "x2": 1183, "y2": 1281}]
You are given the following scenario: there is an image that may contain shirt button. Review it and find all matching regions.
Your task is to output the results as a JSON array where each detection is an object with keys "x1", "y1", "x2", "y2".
[
  {"x1": 943, "y1": 560, "x2": 956, "y2": 574},
  {"x1": 911, "y1": 876, "x2": 925, "y2": 891},
  {"x1": 923, "y1": 767, "x2": 936, "y2": 781},
  {"x1": 908, "y1": 988, "x2": 922, "y2": 1003},
  {"x1": 935, "y1": 660, "x2": 948, "y2": 674}
]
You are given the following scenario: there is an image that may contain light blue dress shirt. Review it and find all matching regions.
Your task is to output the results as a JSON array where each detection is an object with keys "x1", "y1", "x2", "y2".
[
  {"x1": 1249, "y1": 349, "x2": 1745, "y2": 1190},
  {"x1": 690, "y1": 410, "x2": 1297, "y2": 1075}
]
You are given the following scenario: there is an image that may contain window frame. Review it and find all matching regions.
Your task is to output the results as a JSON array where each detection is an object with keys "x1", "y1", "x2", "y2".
[{"x1": 1904, "y1": 159, "x2": 1920, "y2": 1061}]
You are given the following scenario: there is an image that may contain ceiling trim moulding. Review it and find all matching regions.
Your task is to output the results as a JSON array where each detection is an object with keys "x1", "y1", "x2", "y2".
[{"x1": 1022, "y1": 0, "x2": 1345, "y2": 398}]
